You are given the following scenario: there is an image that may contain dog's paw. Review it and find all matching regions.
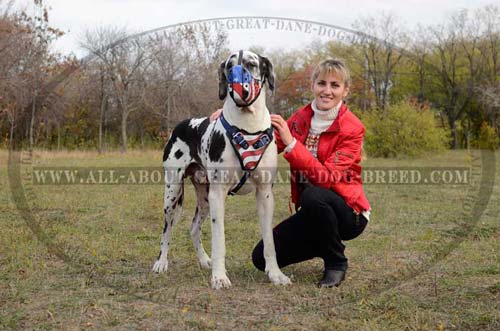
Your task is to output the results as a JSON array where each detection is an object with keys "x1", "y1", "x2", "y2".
[
  {"x1": 199, "y1": 256, "x2": 212, "y2": 269},
  {"x1": 211, "y1": 274, "x2": 232, "y2": 290},
  {"x1": 268, "y1": 269, "x2": 292, "y2": 286},
  {"x1": 152, "y1": 259, "x2": 168, "y2": 273}
]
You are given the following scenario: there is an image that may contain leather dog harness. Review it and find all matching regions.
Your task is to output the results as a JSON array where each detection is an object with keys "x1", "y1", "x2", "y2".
[{"x1": 219, "y1": 113, "x2": 274, "y2": 195}]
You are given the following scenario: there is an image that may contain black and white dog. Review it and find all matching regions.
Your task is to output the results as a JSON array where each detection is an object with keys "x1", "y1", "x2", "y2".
[{"x1": 152, "y1": 50, "x2": 291, "y2": 289}]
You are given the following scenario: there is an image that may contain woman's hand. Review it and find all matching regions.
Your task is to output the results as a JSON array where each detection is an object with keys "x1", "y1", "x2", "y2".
[
  {"x1": 210, "y1": 108, "x2": 223, "y2": 122},
  {"x1": 270, "y1": 114, "x2": 293, "y2": 146}
]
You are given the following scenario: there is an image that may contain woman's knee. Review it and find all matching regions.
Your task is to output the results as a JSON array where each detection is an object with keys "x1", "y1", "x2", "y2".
[
  {"x1": 300, "y1": 186, "x2": 336, "y2": 214},
  {"x1": 300, "y1": 186, "x2": 331, "y2": 211}
]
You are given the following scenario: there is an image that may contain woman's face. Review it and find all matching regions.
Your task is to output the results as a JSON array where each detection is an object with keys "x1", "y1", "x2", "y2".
[{"x1": 311, "y1": 72, "x2": 349, "y2": 111}]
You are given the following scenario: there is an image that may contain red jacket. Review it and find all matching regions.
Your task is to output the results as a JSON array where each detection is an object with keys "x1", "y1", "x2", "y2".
[{"x1": 276, "y1": 102, "x2": 371, "y2": 214}]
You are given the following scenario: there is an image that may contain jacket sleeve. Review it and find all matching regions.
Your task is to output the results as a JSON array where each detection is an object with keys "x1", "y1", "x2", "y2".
[{"x1": 283, "y1": 126, "x2": 364, "y2": 188}]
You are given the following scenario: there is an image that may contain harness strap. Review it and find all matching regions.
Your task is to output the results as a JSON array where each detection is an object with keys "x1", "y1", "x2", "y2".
[
  {"x1": 252, "y1": 127, "x2": 273, "y2": 149},
  {"x1": 228, "y1": 171, "x2": 251, "y2": 196},
  {"x1": 219, "y1": 114, "x2": 273, "y2": 151}
]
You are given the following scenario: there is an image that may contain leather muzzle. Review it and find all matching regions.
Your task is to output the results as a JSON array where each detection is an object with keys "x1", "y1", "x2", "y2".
[{"x1": 227, "y1": 65, "x2": 263, "y2": 107}]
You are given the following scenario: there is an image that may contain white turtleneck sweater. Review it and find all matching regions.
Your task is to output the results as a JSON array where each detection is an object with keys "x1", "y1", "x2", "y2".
[
  {"x1": 284, "y1": 100, "x2": 341, "y2": 155},
  {"x1": 284, "y1": 100, "x2": 371, "y2": 220}
]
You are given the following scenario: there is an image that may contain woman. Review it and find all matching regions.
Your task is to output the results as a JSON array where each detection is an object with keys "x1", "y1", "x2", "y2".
[{"x1": 214, "y1": 59, "x2": 371, "y2": 287}]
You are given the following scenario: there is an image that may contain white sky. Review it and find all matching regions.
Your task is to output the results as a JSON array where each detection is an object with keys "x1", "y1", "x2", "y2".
[{"x1": 12, "y1": 0, "x2": 499, "y2": 57}]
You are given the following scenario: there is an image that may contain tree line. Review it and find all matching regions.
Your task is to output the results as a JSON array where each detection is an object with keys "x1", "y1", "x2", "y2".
[{"x1": 1, "y1": 0, "x2": 499, "y2": 153}]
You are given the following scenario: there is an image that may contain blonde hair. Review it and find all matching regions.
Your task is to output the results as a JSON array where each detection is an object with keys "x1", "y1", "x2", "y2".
[{"x1": 311, "y1": 58, "x2": 351, "y2": 87}]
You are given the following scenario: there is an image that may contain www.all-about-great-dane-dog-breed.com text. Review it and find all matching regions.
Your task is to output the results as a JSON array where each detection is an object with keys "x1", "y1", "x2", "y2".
[{"x1": 152, "y1": 50, "x2": 291, "y2": 289}]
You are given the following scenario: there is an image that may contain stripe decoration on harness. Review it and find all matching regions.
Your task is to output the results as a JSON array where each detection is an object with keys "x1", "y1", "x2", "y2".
[{"x1": 219, "y1": 113, "x2": 274, "y2": 195}]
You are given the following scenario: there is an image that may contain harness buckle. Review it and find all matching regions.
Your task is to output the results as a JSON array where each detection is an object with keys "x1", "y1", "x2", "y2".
[
  {"x1": 253, "y1": 134, "x2": 271, "y2": 149},
  {"x1": 232, "y1": 132, "x2": 249, "y2": 149}
]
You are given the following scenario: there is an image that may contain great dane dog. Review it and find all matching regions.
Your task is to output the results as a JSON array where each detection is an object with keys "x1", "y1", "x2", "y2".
[{"x1": 152, "y1": 50, "x2": 291, "y2": 289}]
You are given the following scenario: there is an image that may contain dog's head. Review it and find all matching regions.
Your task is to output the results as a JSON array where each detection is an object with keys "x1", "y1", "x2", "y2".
[{"x1": 218, "y1": 50, "x2": 275, "y2": 107}]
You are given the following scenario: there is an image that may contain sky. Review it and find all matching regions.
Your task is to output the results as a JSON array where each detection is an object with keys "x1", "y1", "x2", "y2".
[{"x1": 12, "y1": 0, "x2": 499, "y2": 57}]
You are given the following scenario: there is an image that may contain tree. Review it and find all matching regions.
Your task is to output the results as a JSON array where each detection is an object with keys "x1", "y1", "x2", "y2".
[
  {"x1": 80, "y1": 27, "x2": 155, "y2": 153},
  {"x1": 141, "y1": 24, "x2": 229, "y2": 136},
  {"x1": 0, "y1": 0, "x2": 63, "y2": 149},
  {"x1": 426, "y1": 10, "x2": 486, "y2": 148},
  {"x1": 476, "y1": 5, "x2": 500, "y2": 134},
  {"x1": 354, "y1": 13, "x2": 408, "y2": 110}
]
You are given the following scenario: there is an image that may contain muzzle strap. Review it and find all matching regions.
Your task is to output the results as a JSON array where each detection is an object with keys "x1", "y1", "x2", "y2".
[{"x1": 238, "y1": 49, "x2": 243, "y2": 65}]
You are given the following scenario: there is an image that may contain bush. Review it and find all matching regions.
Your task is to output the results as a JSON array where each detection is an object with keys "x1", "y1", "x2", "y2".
[
  {"x1": 361, "y1": 102, "x2": 449, "y2": 158},
  {"x1": 475, "y1": 122, "x2": 499, "y2": 150}
]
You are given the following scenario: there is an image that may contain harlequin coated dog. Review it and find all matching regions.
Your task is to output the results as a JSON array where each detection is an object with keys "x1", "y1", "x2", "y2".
[{"x1": 152, "y1": 50, "x2": 291, "y2": 289}]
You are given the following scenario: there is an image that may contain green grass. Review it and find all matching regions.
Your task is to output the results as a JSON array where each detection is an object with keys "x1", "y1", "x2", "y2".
[{"x1": 0, "y1": 149, "x2": 498, "y2": 330}]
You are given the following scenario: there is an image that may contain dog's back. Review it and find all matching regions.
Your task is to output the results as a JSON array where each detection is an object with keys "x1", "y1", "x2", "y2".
[{"x1": 163, "y1": 118, "x2": 210, "y2": 166}]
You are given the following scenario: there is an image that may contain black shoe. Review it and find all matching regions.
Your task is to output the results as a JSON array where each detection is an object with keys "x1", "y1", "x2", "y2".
[{"x1": 319, "y1": 269, "x2": 346, "y2": 288}]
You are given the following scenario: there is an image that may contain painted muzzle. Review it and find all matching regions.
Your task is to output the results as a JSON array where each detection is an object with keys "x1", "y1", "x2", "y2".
[{"x1": 227, "y1": 65, "x2": 263, "y2": 107}]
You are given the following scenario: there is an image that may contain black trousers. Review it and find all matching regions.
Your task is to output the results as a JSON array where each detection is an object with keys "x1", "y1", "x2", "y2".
[{"x1": 252, "y1": 186, "x2": 368, "y2": 272}]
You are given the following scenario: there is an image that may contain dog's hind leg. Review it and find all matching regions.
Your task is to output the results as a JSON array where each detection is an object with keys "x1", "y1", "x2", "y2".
[
  {"x1": 152, "y1": 181, "x2": 184, "y2": 273},
  {"x1": 190, "y1": 181, "x2": 211, "y2": 269}
]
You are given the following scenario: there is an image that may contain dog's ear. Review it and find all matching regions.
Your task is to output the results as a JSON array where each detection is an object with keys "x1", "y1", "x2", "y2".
[
  {"x1": 259, "y1": 55, "x2": 275, "y2": 91},
  {"x1": 218, "y1": 60, "x2": 228, "y2": 100}
]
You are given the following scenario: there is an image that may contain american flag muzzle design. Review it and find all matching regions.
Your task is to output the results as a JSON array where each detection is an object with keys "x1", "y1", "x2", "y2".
[{"x1": 227, "y1": 65, "x2": 262, "y2": 106}]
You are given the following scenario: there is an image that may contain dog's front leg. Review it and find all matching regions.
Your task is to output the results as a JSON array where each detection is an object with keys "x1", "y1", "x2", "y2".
[
  {"x1": 256, "y1": 185, "x2": 292, "y2": 285},
  {"x1": 208, "y1": 185, "x2": 231, "y2": 289}
]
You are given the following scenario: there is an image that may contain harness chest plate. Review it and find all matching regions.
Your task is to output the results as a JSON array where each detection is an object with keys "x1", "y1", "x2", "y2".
[{"x1": 219, "y1": 113, "x2": 274, "y2": 195}]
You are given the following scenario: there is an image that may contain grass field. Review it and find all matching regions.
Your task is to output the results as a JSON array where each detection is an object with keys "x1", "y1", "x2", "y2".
[{"x1": 0, "y1": 149, "x2": 498, "y2": 330}]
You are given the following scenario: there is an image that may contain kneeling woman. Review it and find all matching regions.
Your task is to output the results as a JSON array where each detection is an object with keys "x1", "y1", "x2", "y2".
[{"x1": 252, "y1": 59, "x2": 371, "y2": 287}]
